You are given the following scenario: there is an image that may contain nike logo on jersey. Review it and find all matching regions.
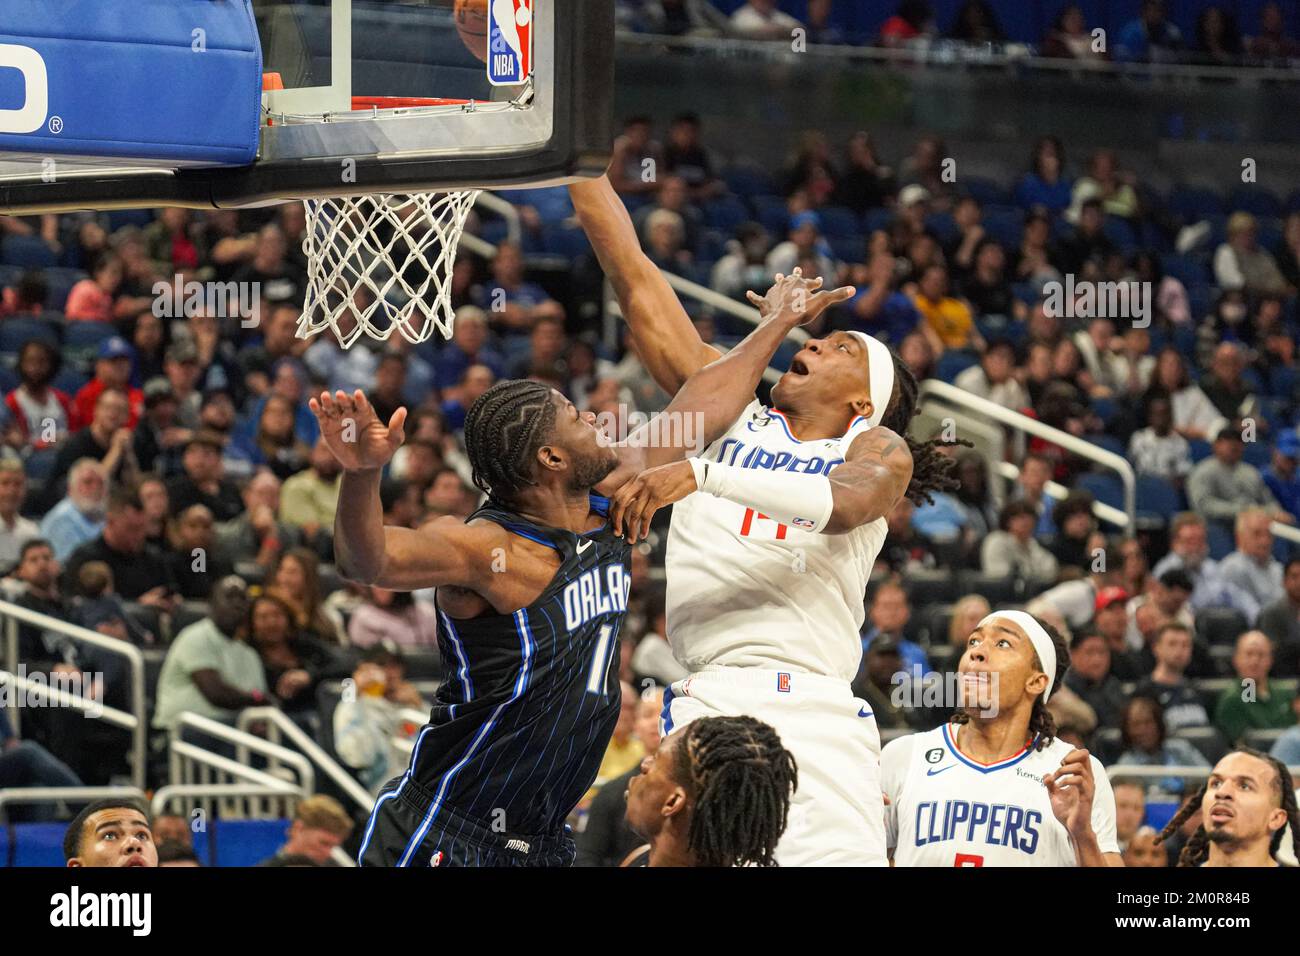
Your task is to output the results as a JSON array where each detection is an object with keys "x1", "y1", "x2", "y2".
[
  {"x1": 576, "y1": 539, "x2": 592, "y2": 554},
  {"x1": 562, "y1": 564, "x2": 630, "y2": 631},
  {"x1": 857, "y1": 706, "x2": 873, "y2": 718},
  {"x1": 926, "y1": 765, "x2": 955, "y2": 776}
]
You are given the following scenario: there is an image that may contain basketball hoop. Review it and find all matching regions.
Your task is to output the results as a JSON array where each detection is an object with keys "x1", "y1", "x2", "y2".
[{"x1": 297, "y1": 96, "x2": 482, "y2": 349}]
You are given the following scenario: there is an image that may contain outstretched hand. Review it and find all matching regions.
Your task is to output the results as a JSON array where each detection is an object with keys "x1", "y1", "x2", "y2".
[
  {"x1": 745, "y1": 267, "x2": 855, "y2": 327},
  {"x1": 308, "y1": 389, "x2": 407, "y2": 473}
]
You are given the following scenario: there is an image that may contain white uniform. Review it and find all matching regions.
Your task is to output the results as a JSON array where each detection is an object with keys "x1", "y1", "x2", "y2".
[
  {"x1": 662, "y1": 400, "x2": 889, "y2": 866},
  {"x1": 882, "y1": 724, "x2": 1120, "y2": 867}
]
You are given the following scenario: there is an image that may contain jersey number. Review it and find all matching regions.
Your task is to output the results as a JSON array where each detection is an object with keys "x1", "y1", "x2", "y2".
[
  {"x1": 585, "y1": 624, "x2": 616, "y2": 696},
  {"x1": 954, "y1": 853, "x2": 984, "y2": 867},
  {"x1": 739, "y1": 508, "x2": 788, "y2": 539}
]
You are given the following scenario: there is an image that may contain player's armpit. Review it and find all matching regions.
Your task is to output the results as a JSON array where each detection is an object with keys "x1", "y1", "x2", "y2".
[
  {"x1": 823, "y1": 427, "x2": 914, "y2": 533},
  {"x1": 361, "y1": 516, "x2": 499, "y2": 592}
]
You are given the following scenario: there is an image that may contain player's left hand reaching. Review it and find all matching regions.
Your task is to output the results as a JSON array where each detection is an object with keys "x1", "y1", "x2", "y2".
[
  {"x1": 745, "y1": 267, "x2": 855, "y2": 328},
  {"x1": 609, "y1": 458, "x2": 698, "y2": 543},
  {"x1": 1044, "y1": 747, "x2": 1097, "y2": 838}
]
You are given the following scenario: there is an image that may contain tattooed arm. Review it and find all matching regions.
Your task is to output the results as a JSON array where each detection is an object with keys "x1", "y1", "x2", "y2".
[{"x1": 823, "y1": 426, "x2": 914, "y2": 533}]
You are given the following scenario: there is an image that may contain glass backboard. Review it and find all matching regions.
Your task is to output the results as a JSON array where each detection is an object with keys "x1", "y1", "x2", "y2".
[{"x1": 0, "y1": 0, "x2": 613, "y2": 212}]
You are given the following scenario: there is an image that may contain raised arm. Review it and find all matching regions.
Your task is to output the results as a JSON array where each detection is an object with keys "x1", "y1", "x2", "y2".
[
  {"x1": 309, "y1": 390, "x2": 486, "y2": 590},
  {"x1": 570, "y1": 174, "x2": 720, "y2": 395},
  {"x1": 822, "y1": 427, "x2": 915, "y2": 532}
]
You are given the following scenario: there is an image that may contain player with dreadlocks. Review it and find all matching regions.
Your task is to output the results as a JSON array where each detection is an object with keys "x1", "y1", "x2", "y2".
[
  {"x1": 882, "y1": 610, "x2": 1123, "y2": 866},
  {"x1": 621, "y1": 715, "x2": 797, "y2": 867},
  {"x1": 570, "y1": 174, "x2": 960, "y2": 866},
  {"x1": 1156, "y1": 748, "x2": 1298, "y2": 867},
  {"x1": 315, "y1": 267, "x2": 851, "y2": 867}
]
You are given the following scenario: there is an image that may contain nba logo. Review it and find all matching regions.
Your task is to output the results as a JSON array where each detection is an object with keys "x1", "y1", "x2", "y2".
[
  {"x1": 777, "y1": 673, "x2": 791, "y2": 693},
  {"x1": 487, "y1": 0, "x2": 533, "y2": 86},
  {"x1": 429, "y1": 850, "x2": 444, "y2": 867}
]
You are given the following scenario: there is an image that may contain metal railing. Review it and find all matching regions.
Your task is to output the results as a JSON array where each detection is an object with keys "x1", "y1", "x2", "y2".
[
  {"x1": 0, "y1": 786, "x2": 147, "y2": 819},
  {"x1": 170, "y1": 712, "x2": 314, "y2": 820},
  {"x1": 236, "y1": 706, "x2": 375, "y2": 815},
  {"x1": 0, "y1": 598, "x2": 146, "y2": 789},
  {"x1": 474, "y1": 192, "x2": 522, "y2": 248},
  {"x1": 919, "y1": 379, "x2": 1138, "y2": 536}
]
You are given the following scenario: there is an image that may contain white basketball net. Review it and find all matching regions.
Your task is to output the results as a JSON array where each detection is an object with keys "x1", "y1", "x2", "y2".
[{"x1": 298, "y1": 190, "x2": 480, "y2": 348}]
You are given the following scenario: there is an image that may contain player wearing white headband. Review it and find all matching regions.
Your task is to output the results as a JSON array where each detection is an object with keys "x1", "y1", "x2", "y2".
[
  {"x1": 571, "y1": 174, "x2": 961, "y2": 866},
  {"x1": 881, "y1": 611, "x2": 1123, "y2": 867}
]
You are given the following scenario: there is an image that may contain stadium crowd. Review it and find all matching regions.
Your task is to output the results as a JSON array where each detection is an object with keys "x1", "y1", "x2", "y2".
[{"x1": 4, "y1": 24, "x2": 1300, "y2": 867}]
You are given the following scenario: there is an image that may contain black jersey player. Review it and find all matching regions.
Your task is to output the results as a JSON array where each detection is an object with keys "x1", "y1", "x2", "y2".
[{"x1": 311, "y1": 270, "x2": 853, "y2": 867}]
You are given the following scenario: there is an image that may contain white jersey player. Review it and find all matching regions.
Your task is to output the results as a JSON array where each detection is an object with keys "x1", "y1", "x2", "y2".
[
  {"x1": 883, "y1": 611, "x2": 1123, "y2": 867},
  {"x1": 571, "y1": 174, "x2": 961, "y2": 866}
]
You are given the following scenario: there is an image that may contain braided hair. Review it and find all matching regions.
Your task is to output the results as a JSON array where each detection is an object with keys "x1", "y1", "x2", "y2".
[
  {"x1": 463, "y1": 379, "x2": 557, "y2": 505},
  {"x1": 879, "y1": 349, "x2": 965, "y2": 506},
  {"x1": 674, "y1": 716, "x2": 798, "y2": 867},
  {"x1": 950, "y1": 615, "x2": 1068, "y2": 752},
  {"x1": 1156, "y1": 748, "x2": 1299, "y2": 867}
]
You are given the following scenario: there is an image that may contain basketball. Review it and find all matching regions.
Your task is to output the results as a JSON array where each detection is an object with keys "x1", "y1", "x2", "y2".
[{"x1": 454, "y1": 0, "x2": 489, "y2": 63}]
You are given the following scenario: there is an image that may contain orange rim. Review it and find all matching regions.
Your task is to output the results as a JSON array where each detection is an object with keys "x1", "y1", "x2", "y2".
[{"x1": 350, "y1": 96, "x2": 471, "y2": 110}]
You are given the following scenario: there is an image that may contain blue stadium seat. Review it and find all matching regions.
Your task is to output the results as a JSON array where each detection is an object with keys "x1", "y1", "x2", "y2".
[
  {"x1": 722, "y1": 166, "x2": 777, "y2": 200},
  {"x1": 961, "y1": 176, "x2": 1009, "y2": 206},
  {"x1": 864, "y1": 207, "x2": 895, "y2": 235},
  {"x1": 752, "y1": 196, "x2": 790, "y2": 236},
  {"x1": 1160, "y1": 253, "x2": 1210, "y2": 288},
  {"x1": 1187, "y1": 438, "x2": 1212, "y2": 463},
  {"x1": 41, "y1": 268, "x2": 86, "y2": 311},
  {"x1": 1135, "y1": 474, "x2": 1181, "y2": 522},
  {"x1": 1242, "y1": 438, "x2": 1271, "y2": 468},
  {"x1": 817, "y1": 205, "x2": 860, "y2": 239},
  {"x1": 1269, "y1": 366, "x2": 1299, "y2": 400},
  {"x1": 105, "y1": 209, "x2": 156, "y2": 233},
  {"x1": 0, "y1": 235, "x2": 57, "y2": 270},
  {"x1": 1077, "y1": 472, "x2": 1124, "y2": 511},
  {"x1": 936, "y1": 350, "x2": 978, "y2": 384},
  {"x1": 0, "y1": 365, "x2": 18, "y2": 394},
  {"x1": 0, "y1": 317, "x2": 60, "y2": 352},
  {"x1": 51, "y1": 367, "x2": 89, "y2": 396},
  {"x1": 1166, "y1": 185, "x2": 1224, "y2": 222},
  {"x1": 1227, "y1": 188, "x2": 1282, "y2": 219},
  {"x1": 924, "y1": 212, "x2": 958, "y2": 246},
  {"x1": 540, "y1": 225, "x2": 591, "y2": 259},
  {"x1": 208, "y1": 819, "x2": 289, "y2": 867},
  {"x1": 1206, "y1": 522, "x2": 1234, "y2": 560},
  {"x1": 7, "y1": 822, "x2": 67, "y2": 867},
  {"x1": 62, "y1": 322, "x2": 118, "y2": 351},
  {"x1": 1102, "y1": 216, "x2": 1136, "y2": 251},
  {"x1": 702, "y1": 195, "x2": 750, "y2": 232},
  {"x1": 828, "y1": 236, "x2": 864, "y2": 263}
]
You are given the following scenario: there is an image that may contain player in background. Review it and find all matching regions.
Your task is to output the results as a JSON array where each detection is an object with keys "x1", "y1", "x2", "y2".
[
  {"x1": 1156, "y1": 749, "x2": 1298, "y2": 867},
  {"x1": 321, "y1": 269, "x2": 851, "y2": 867},
  {"x1": 64, "y1": 798, "x2": 158, "y2": 868},
  {"x1": 882, "y1": 610, "x2": 1124, "y2": 867},
  {"x1": 571, "y1": 173, "x2": 960, "y2": 866},
  {"x1": 621, "y1": 715, "x2": 797, "y2": 867}
]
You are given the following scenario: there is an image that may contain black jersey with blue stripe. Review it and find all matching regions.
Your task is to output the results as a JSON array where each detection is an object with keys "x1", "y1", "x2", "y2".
[{"x1": 406, "y1": 494, "x2": 632, "y2": 837}]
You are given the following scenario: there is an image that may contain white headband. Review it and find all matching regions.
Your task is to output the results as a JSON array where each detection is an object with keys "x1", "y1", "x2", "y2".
[
  {"x1": 976, "y1": 610, "x2": 1058, "y2": 702},
  {"x1": 847, "y1": 331, "x2": 896, "y2": 428}
]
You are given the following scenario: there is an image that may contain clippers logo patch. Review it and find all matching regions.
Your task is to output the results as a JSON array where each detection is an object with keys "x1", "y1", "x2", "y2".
[
  {"x1": 777, "y1": 672, "x2": 791, "y2": 693},
  {"x1": 487, "y1": 0, "x2": 533, "y2": 86}
]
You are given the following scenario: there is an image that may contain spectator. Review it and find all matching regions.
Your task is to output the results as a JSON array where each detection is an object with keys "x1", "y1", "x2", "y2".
[
  {"x1": 434, "y1": 305, "x2": 506, "y2": 385},
  {"x1": 64, "y1": 485, "x2": 176, "y2": 608},
  {"x1": 1127, "y1": 395, "x2": 1193, "y2": 488},
  {"x1": 70, "y1": 337, "x2": 144, "y2": 432},
  {"x1": 280, "y1": 437, "x2": 342, "y2": 541},
  {"x1": 440, "y1": 363, "x2": 496, "y2": 433},
  {"x1": 575, "y1": 687, "x2": 665, "y2": 867},
  {"x1": 48, "y1": 387, "x2": 138, "y2": 509},
  {"x1": 1218, "y1": 509, "x2": 1286, "y2": 614},
  {"x1": 1256, "y1": 557, "x2": 1300, "y2": 676},
  {"x1": 165, "y1": 504, "x2": 233, "y2": 600},
  {"x1": 1214, "y1": 631, "x2": 1295, "y2": 745},
  {"x1": 1187, "y1": 426, "x2": 1285, "y2": 534},
  {"x1": 1144, "y1": 347, "x2": 1226, "y2": 441},
  {"x1": 1012, "y1": 211, "x2": 1062, "y2": 284},
  {"x1": 0, "y1": 459, "x2": 38, "y2": 568},
  {"x1": 608, "y1": 116, "x2": 663, "y2": 198},
  {"x1": 268, "y1": 547, "x2": 346, "y2": 646},
  {"x1": 259, "y1": 796, "x2": 353, "y2": 866},
  {"x1": 833, "y1": 132, "x2": 893, "y2": 214},
  {"x1": 152, "y1": 576, "x2": 267, "y2": 732},
  {"x1": 1112, "y1": 778, "x2": 1147, "y2": 852},
  {"x1": 166, "y1": 431, "x2": 243, "y2": 523},
  {"x1": 1270, "y1": 699, "x2": 1300, "y2": 767},
  {"x1": 634, "y1": 174, "x2": 703, "y2": 253},
  {"x1": 980, "y1": 500, "x2": 1059, "y2": 584},
  {"x1": 39, "y1": 459, "x2": 107, "y2": 561},
  {"x1": 333, "y1": 643, "x2": 427, "y2": 794},
  {"x1": 948, "y1": 0, "x2": 1004, "y2": 43},
  {"x1": 1214, "y1": 212, "x2": 1289, "y2": 297},
  {"x1": 0, "y1": 708, "x2": 82, "y2": 821},
  {"x1": 1008, "y1": 452, "x2": 1057, "y2": 536},
  {"x1": 898, "y1": 135, "x2": 955, "y2": 210},
  {"x1": 780, "y1": 131, "x2": 837, "y2": 205},
  {"x1": 473, "y1": 241, "x2": 564, "y2": 335},
  {"x1": 1041, "y1": 4, "x2": 1106, "y2": 61},
  {"x1": 949, "y1": 450, "x2": 998, "y2": 542},
  {"x1": 3, "y1": 538, "x2": 71, "y2": 666},
  {"x1": 851, "y1": 634, "x2": 919, "y2": 731},
  {"x1": 711, "y1": 222, "x2": 773, "y2": 302},
  {"x1": 1124, "y1": 826, "x2": 1170, "y2": 867},
  {"x1": 215, "y1": 469, "x2": 302, "y2": 568},
  {"x1": 132, "y1": 377, "x2": 190, "y2": 478},
  {"x1": 908, "y1": 264, "x2": 983, "y2": 354},
  {"x1": 945, "y1": 594, "x2": 991, "y2": 653},
  {"x1": 765, "y1": 211, "x2": 837, "y2": 281},
  {"x1": 1152, "y1": 512, "x2": 1259, "y2": 618},
  {"x1": 879, "y1": 0, "x2": 935, "y2": 47},
  {"x1": 1036, "y1": 545, "x2": 1122, "y2": 630},
  {"x1": 878, "y1": 497, "x2": 940, "y2": 573},
  {"x1": 662, "y1": 113, "x2": 723, "y2": 201},
  {"x1": 1263, "y1": 431, "x2": 1300, "y2": 520},
  {"x1": 63, "y1": 254, "x2": 123, "y2": 323},
  {"x1": 1115, "y1": 696, "x2": 1208, "y2": 796},
  {"x1": 956, "y1": 238, "x2": 1018, "y2": 320},
  {"x1": 4, "y1": 340, "x2": 72, "y2": 453},
  {"x1": 1115, "y1": 0, "x2": 1183, "y2": 63},
  {"x1": 1052, "y1": 197, "x2": 1115, "y2": 275},
  {"x1": 1133, "y1": 623, "x2": 1211, "y2": 731},
  {"x1": 862, "y1": 581, "x2": 928, "y2": 674},
  {"x1": 231, "y1": 224, "x2": 303, "y2": 306},
  {"x1": 1047, "y1": 491, "x2": 1097, "y2": 573},
  {"x1": 347, "y1": 585, "x2": 438, "y2": 652},
  {"x1": 729, "y1": 0, "x2": 800, "y2": 39},
  {"x1": 1125, "y1": 568, "x2": 1196, "y2": 653},
  {"x1": 248, "y1": 589, "x2": 351, "y2": 719},
  {"x1": 1063, "y1": 630, "x2": 1127, "y2": 729},
  {"x1": 232, "y1": 393, "x2": 311, "y2": 481},
  {"x1": 954, "y1": 341, "x2": 1024, "y2": 412},
  {"x1": 1199, "y1": 343, "x2": 1255, "y2": 424},
  {"x1": 1249, "y1": 1, "x2": 1300, "y2": 60}
]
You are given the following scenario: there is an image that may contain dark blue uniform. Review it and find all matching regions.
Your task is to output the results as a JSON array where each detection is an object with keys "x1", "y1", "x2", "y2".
[{"x1": 358, "y1": 495, "x2": 631, "y2": 867}]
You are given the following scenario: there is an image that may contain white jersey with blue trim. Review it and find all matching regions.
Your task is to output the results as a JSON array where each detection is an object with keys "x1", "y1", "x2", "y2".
[
  {"x1": 882, "y1": 724, "x2": 1120, "y2": 867},
  {"x1": 665, "y1": 399, "x2": 886, "y2": 682}
]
